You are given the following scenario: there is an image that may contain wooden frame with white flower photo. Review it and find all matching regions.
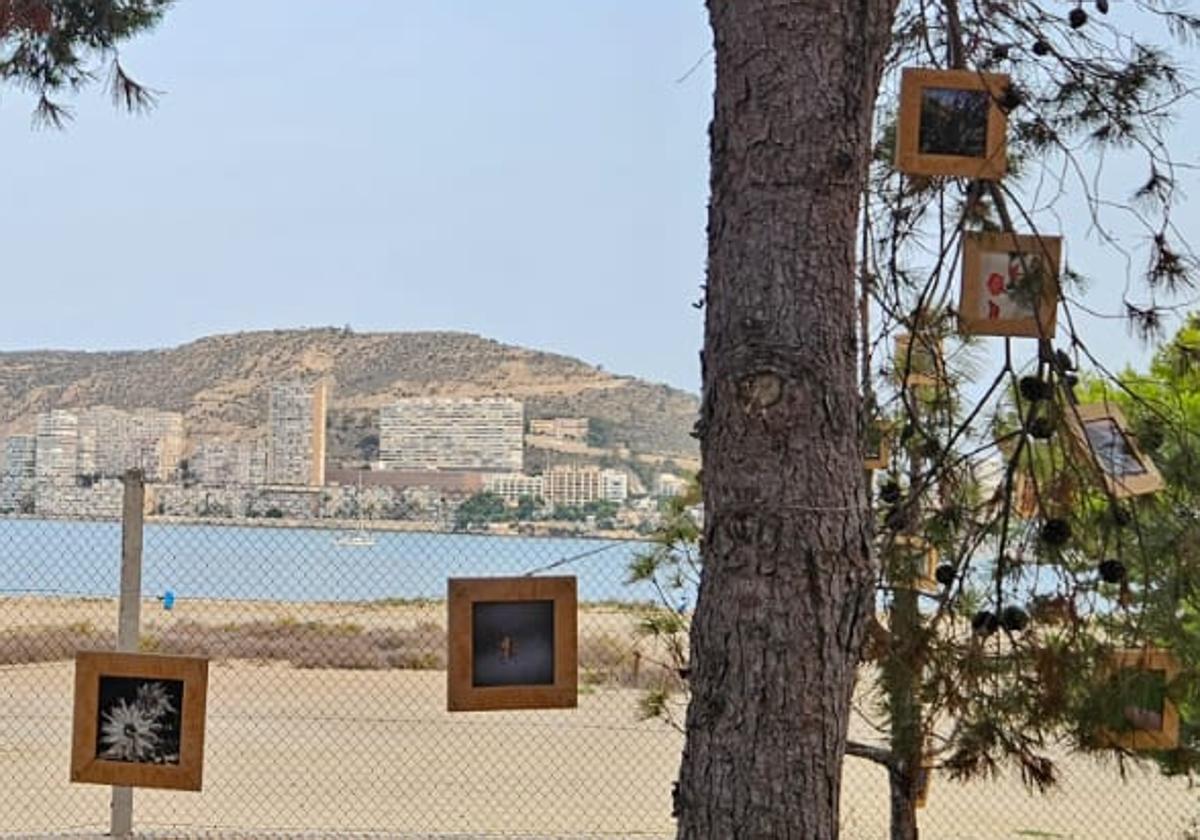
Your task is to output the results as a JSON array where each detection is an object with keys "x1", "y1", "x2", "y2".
[
  {"x1": 1096, "y1": 648, "x2": 1181, "y2": 751},
  {"x1": 447, "y1": 576, "x2": 578, "y2": 712},
  {"x1": 895, "y1": 67, "x2": 1010, "y2": 180},
  {"x1": 959, "y1": 231, "x2": 1061, "y2": 338},
  {"x1": 1065, "y1": 403, "x2": 1164, "y2": 499},
  {"x1": 71, "y1": 651, "x2": 208, "y2": 791}
]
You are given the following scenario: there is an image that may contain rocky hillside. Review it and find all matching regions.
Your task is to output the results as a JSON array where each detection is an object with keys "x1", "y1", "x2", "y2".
[{"x1": 0, "y1": 328, "x2": 699, "y2": 464}]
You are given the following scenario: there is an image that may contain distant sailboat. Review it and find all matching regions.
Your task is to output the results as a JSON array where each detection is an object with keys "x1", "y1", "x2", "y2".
[{"x1": 334, "y1": 473, "x2": 376, "y2": 547}]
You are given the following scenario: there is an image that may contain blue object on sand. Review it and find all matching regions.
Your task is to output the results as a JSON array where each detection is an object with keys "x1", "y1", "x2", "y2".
[{"x1": 161, "y1": 590, "x2": 175, "y2": 610}]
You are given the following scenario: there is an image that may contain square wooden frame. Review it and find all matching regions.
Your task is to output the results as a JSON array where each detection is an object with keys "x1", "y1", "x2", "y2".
[
  {"x1": 1066, "y1": 403, "x2": 1164, "y2": 499},
  {"x1": 895, "y1": 68, "x2": 1010, "y2": 180},
  {"x1": 447, "y1": 576, "x2": 578, "y2": 712},
  {"x1": 892, "y1": 535, "x2": 938, "y2": 594},
  {"x1": 914, "y1": 752, "x2": 934, "y2": 809},
  {"x1": 71, "y1": 651, "x2": 209, "y2": 791},
  {"x1": 894, "y1": 334, "x2": 945, "y2": 388},
  {"x1": 1098, "y1": 648, "x2": 1181, "y2": 751},
  {"x1": 959, "y1": 232, "x2": 1061, "y2": 338},
  {"x1": 864, "y1": 422, "x2": 892, "y2": 471}
]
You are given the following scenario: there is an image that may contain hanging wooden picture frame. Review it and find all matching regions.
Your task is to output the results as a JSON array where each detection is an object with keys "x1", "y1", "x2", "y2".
[
  {"x1": 894, "y1": 334, "x2": 945, "y2": 388},
  {"x1": 1066, "y1": 403, "x2": 1164, "y2": 499},
  {"x1": 864, "y1": 422, "x2": 892, "y2": 471},
  {"x1": 70, "y1": 651, "x2": 209, "y2": 791},
  {"x1": 959, "y1": 232, "x2": 1061, "y2": 338},
  {"x1": 891, "y1": 535, "x2": 938, "y2": 594},
  {"x1": 914, "y1": 751, "x2": 934, "y2": 809},
  {"x1": 1097, "y1": 648, "x2": 1181, "y2": 751},
  {"x1": 447, "y1": 576, "x2": 578, "y2": 712},
  {"x1": 1010, "y1": 471, "x2": 1075, "y2": 519},
  {"x1": 895, "y1": 68, "x2": 1010, "y2": 180}
]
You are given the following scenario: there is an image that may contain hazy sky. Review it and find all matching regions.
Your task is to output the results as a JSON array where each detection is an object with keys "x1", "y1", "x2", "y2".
[{"x1": 0, "y1": 2, "x2": 1195, "y2": 394}]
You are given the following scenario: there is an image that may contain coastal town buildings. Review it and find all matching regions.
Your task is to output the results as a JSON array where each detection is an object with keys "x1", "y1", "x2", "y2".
[
  {"x1": 76, "y1": 406, "x2": 185, "y2": 482},
  {"x1": 34, "y1": 410, "x2": 80, "y2": 485},
  {"x1": 379, "y1": 397, "x2": 523, "y2": 472},
  {"x1": 482, "y1": 473, "x2": 544, "y2": 504},
  {"x1": 542, "y1": 464, "x2": 628, "y2": 507},
  {"x1": 191, "y1": 437, "x2": 268, "y2": 486}
]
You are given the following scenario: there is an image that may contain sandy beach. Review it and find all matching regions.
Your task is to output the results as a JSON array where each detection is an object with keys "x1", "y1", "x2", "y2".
[{"x1": 2, "y1": 598, "x2": 1197, "y2": 838}]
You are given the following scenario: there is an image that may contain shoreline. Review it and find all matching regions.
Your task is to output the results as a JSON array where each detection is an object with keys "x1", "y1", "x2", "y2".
[{"x1": 1, "y1": 511, "x2": 647, "y2": 542}]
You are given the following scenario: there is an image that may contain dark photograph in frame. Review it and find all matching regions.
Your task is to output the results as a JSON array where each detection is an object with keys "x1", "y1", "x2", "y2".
[
  {"x1": 471, "y1": 599, "x2": 556, "y2": 688},
  {"x1": 448, "y1": 576, "x2": 578, "y2": 712},
  {"x1": 1083, "y1": 417, "x2": 1148, "y2": 478},
  {"x1": 918, "y1": 87, "x2": 989, "y2": 157},
  {"x1": 1066, "y1": 403, "x2": 1163, "y2": 499},
  {"x1": 895, "y1": 67, "x2": 1009, "y2": 180},
  {"x1": 95, "y1": 676, "x2": 185, "y2": 764},
  {"x1": 71, "y1": 651, "x2": 208, "y2": 791}
]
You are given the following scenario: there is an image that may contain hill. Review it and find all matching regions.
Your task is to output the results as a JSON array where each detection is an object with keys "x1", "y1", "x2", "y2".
[{"x1": 0, "y1": 328, "x2": 699, "y2": 470}]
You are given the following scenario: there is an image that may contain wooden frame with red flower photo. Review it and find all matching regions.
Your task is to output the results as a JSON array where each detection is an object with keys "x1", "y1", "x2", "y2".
[{"x1": 959, "y1": 231, "x2": 1061, "y2": 338}]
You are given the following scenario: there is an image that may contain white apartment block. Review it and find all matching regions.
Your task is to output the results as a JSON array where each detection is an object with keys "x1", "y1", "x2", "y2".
[
  {"x1": 482, "y1": 473, "x2": 544, "y2": 504},
  {"x1": 379, "y1": 397, "x2": 523, "y2": 472},
  {"x1": 35, "y1": 410, "x2": 79, "y2": 484},
  {"x1": 543, "y1": 465, "x2": 628, "y2": 507},
  {"x1": 77, "y1": 406, "x2": 185, "y2": 482},
  {"x1": 192, "y1": 437, "x2": 268, "y2": 486},
  {"x1": 4, "y1": 435, "x2": 36, "y2": 478},
  {"x1": 655, "y1": 473, "x2": 691, "y2": 498},
  {"x1": 528, "y1": 417, "x2": 589, "y2": 442},
  {"x1": 265, "y1": 380, "x2": 328, "y2": 486},
  {"x1": 0, "y1": 435, "x2": 37, "y2": 513},
  {"x1": 600, "y1": 469, "x2": 628, "y2": 502}
]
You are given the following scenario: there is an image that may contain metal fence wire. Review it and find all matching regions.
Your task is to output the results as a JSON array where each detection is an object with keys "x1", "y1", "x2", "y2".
[{"x1": 2, "y1": 484, "x2": 1199, "y2": 838}]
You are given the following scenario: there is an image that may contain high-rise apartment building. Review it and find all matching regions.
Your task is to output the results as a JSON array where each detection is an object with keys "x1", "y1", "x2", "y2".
[
  {"x1": 265, "y1": 380, "x2": 328, "y2": 486},
  {"x1": 3, "y1": 435, "x2": 36, "y2": 478},
  {"x1": 191, "y1": 437, "x2": 268, "y2": 486},
  {"x1": 35, "y1": 410, "x2": 79, "y2": 484},
  {"x1": 77, "y1": 406, "x2": 185, "y2": 481},
  {"x1": 0, "y1": 434, "x2": 36, "y2": 513},
  {"x1": 379, "y1": 397, "x2": 523, "y2": 472}
]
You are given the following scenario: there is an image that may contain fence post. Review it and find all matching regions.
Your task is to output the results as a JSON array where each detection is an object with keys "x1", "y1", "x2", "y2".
[{"x1": 111, "y1": 469, "x2": 145, "y2": 836}]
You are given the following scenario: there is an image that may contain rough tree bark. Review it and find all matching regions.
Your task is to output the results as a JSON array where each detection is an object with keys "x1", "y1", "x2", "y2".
[{"x1": 675, "y1": 2, "x2": 897, "y2": 838}]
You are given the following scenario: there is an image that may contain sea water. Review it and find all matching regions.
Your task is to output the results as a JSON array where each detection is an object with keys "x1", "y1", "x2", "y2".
[{"x1": 0, "y1": 517, "x2": 690, "y2": 606}]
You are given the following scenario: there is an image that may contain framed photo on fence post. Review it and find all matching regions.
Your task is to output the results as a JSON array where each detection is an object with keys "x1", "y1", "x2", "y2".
[
  {"x1": 1066, "y1": 403, "x2": 1164, "y2": 499},
  {"x1": 71, "y1": 651, "x2": 209, "y2": 791},
  {"x1": 895, "y1": 68, "x2": 1010, "y2": 180},
  {"x1": 447, "y1": 576, "x2": 578, "y2": 712},
  {"x1": 959, "y1": 232, "x2": 1061, "y2": 338}
]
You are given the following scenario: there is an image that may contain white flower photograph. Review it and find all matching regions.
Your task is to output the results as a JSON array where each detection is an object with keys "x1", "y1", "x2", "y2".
[{"x1": 95, "y1": 677, "x2": 185, "y2": 765}]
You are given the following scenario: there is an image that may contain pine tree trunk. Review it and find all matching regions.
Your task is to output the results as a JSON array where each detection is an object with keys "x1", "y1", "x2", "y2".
[
  {"x1": 888, "y1": 767, "x2": 920, "y2": 840},
  {"x1": 885, "y1": 586, "x2": 923, "y2": 840},
  {"x1": 675, "y1": 2, "x2": 897, "y2": 838}
]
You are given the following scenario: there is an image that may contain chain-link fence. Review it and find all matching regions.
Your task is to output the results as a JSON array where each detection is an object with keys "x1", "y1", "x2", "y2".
[{"x1": 2, "y1": 482, "x2": 1198, "y2": 838}]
